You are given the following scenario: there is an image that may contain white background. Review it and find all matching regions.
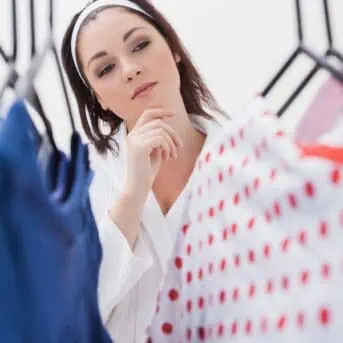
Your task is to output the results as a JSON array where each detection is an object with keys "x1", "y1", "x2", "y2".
[{"x1": 1, "y1": 0, "x2": 343, "y2": 151}]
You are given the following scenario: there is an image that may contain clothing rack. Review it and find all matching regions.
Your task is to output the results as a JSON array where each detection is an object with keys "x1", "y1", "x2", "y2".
[
  {"x1": 262, "y1": 0, "x2": 343, "y2": 117},
  {"x1": 0, "y1": 0, "x2": 75, "y2": 132}
]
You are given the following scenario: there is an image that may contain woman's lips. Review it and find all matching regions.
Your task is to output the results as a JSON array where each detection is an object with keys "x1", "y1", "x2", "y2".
[{"x1": 132, "y1": 82, "x2": 157, "y2": 99}]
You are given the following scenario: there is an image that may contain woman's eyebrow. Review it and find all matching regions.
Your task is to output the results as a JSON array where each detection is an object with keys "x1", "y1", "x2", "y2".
[{"x1": 87, "y1": 26, "x2": 147, "y2": 67}]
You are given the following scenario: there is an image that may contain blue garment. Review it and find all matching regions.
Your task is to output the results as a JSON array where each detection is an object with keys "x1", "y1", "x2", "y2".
[{"x1": 0, "y1": 101, "x2": 112, "y2": 343}]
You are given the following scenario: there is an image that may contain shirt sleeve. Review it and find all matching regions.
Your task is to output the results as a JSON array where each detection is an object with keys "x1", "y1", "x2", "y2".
[{"x1": 88, "y1": 147, "x2": 153, "y2": 323}]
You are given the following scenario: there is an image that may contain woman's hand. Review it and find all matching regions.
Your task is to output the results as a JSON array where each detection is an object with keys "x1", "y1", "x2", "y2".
[
  {"x1": 125, "y1": 108, "x2": 183, "y2": 197},
  {"x1": 108, "y1": 108, "x2": 183, "y2": 249}
]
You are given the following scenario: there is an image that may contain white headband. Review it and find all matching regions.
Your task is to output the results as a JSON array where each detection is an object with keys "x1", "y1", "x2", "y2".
[{"x1": 71, "y1": 0, "x2": 152, "y2": 86}]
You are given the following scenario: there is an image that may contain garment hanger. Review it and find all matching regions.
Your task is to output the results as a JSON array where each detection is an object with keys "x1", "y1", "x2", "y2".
[
  {"x1": 0, "y1": 0, "x2": 47, "y2": 127},
  {"x1": 261, "y1": 0, "x2": 343, "y2": 117}
]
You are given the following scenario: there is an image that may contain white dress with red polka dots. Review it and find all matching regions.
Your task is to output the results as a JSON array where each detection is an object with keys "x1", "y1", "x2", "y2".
[{"x1": 146, "y1": 97, "x2": 343, "y2": 342}]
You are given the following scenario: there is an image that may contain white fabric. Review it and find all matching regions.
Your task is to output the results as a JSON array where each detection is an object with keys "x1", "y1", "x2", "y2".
[
  {"x1": 89, "y1": 115, "x2": 222, "y2": 343},
  {"x1": 147, "y1": 97, "x2": 343, "y2": 342},
  {"x1": 71, "y1": 0, "x2": 152, "y2": 86}
]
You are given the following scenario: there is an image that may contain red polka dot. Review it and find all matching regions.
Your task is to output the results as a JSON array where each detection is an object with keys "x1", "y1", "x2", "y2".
[
  {"x1": 233, "y1": 193, "x2": 240, "y2": 205},
  {"x1": 254, "y1": 177, "x2": 260, "y2": 190},
  {"x1": 218, "y1": 171, "x2": 224, "y2": 183},
  {"x1": 260, "y1": 317, "x2": 268, "y2": 333},
  {"x1": 300, "y1": 270, "x2": 310, "y2": 285},
  {"x1": 274, "y1": 202, "x2": 281, "y2": 217},
  {"x1": 186, "y1": 328, "x2": 192, "y2": 341},
  {"x1": 186, "y1": 300, "x2": 192, "y2": 312},
  {"x1": 219, "y1": 144, "x2": 225, "y2": 155},
  {"x1": 281, "y1": 275, "x2": 290, "y2": 290},
  {"x1": 231, "y1": 322, "x2": 238, "y2": 335},
  {"x1": 186, "y1": 272, "x2": 193, "y2": 284},
  {"x1": 242, "y1": 156, "x2": 249, "y2": 167},
  {"x1": 220, "y1": 258, "x2": 227, "y2": 272},
  {"x1": 275, "y1": 129, "x2": 285, "y2": 137},
  {"x1": 198, "y1": 327, "x2": 206, "y2": 341},
  {"x1": 298, "y1": 230, "x2": 307, "y2": 245},
  {"x1": 321, "y1": 263, "x2": 331, "y2": 279},
  {"x1": 248, "y1": 217, "x2": 256, "y2": 230},
  {"x1": 265, "y1": 210, "x2": 272, "y2": 223},
  {"x1": 270, "y1": 169, "x2": 277, "y2": 180},
  {"x1": 231, "y1": 223, "x2": 238, "y2": 235},
  {"x1": 208, "y1": 207, "x2": 215, "y2": 218},
  {"x1": 288, "y1": 193, "x2": 298, "y2": 209},
  {"x1": 264, "y1": 244, "x2": 271, "y2": 258},
  {"x1": 232, "y1": 288, "x2": 240, "y2": 302},
  {"x1": 234, "y1": 255, "x2": 241, "y2": 268},
  {"x1": 245, "y1": 320, "x2": 252, "y2": 334},
  {"x1": 244, "y1": 185, "x2": 251, "y2": 198},
  {"x1": 261, "y1": 138, "x2": 268, "y2": 150},
  {"x1": 230, "y1": 137, "x2": 236, "y2": 148},
  {"x1": 331, "y1": 168, "x2": 341, "y2": 185},
  {"x1": 207, "y1": 326, "x2": 213, "y2": 339},
  {"x1": 305, "y1": 181, "x2": 315, "y2": 197},
  {"x1": 219, "y1": 290, "x2": 226, "y2": 304},
  {"x1": 248, "y1": 250, "x2": 256, "y2": 263},
  {"x1": 319, "y1": 307, "x2": 331, "y2": 326},
  {"x1": 198, "y1": 268, "x2": 203, "y2": 280},
  {"x1": 277, "y1": 315, "x2": 287, "y2": 330},
  {"x1": 319, "y1": 221, "x2": 329, "y2": 238},
  {"x1": 208, "y1": 262, "x2": 214, "y2": 274},
  {"x1": 205, "y1": 152, "x2": 211, "y2": 163},
  {"x1": 222, "y1": 227, "x2": 229, "y2": 240},
  {"x1": 186, "y1": 244, "x2": 192, "y2": 256},
  {"x1": 228, "y1": 164, "x2": 234, "y2": 176},
  {"x1": 169, "y1": 289, "x2": 179, "y2": 302},
  {"x1": 162, "y1": 323, "x2": 173, "y2": 335},
  {"x1": 281, "y1": 237, "x2": 290, "y2": 253},
  {"x1": 248, "y1": 283, "x2": 256, "y2": 298},
  {"x1": 297, "y1": 311, "x2": 305, "y2": 329},
  {"x1": 255, "y1": 147, "x2": 261, "y2": 159},
  {"x1": 208, "y1": 233, "x2": 215, "y2": 245},
  {"x1": 218, "y1": 199, "x2": 225, "y2": 211},
  {"x1": 239, "y1": 128, "x2": 245, "y2": 139},
  {"x1": 198, "y1": 296, "x2": 205, "y2": 309},
  {"x1": 217, "y1": 323, "x2": 225, "y2": 337},
  {"x1": 266, "y1": 280, "x2": 274, "y2": 294},
  {"x1": 175, "y1": 257, "x2": 183, "y2": 269},
  {"x1": 182, "y1": 224, "x2": 190, "y2": 235}
]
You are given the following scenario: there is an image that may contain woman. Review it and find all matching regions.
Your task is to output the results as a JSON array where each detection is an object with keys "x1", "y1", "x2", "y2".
[{"x1": 61, "y1": 0, "x2": 227, "y2": 341}]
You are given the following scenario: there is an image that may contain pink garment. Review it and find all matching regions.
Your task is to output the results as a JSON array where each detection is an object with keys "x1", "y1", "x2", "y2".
[
  {"x1": 146, "y1": 97, "x2": 343, "y2": 342},
  {"x1": 295, "y1": 76, "x2": 343, "y2": 144}
]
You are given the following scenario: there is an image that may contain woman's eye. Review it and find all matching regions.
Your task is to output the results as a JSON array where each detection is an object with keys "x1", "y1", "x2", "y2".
[
  {"x1": 98, "y1": 64, "x2": 115, "y2": 78},
  {"x1": 133, "y1": 41, "x2": 150, "y2": 53}
]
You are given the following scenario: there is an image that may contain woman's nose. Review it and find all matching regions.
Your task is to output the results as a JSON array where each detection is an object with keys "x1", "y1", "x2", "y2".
[
  {"x1": 127, "y1": 70, "x2": 141, "y2": 82},
  {"x1": 123, "y1": 62, "x2": 142, "y2": 82}
]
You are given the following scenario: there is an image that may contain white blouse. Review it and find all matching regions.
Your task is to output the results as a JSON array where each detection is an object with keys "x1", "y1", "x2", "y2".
[{"x1": 89, "y1": 114, "x2": 222, "y2": 343}]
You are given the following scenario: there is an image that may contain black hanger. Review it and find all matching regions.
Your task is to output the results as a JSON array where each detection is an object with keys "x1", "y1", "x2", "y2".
[
  {"x1": 261, "y1": 0, "x2": 343, "y2": 117},
  {"x1": 0, "y1": 0, "x2": 48, "y2": 130}
]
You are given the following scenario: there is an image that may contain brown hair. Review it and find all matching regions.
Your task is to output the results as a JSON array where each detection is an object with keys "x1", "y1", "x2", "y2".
[{"x1": 61, "y1": 0, "x2": 227, "y2": 155}]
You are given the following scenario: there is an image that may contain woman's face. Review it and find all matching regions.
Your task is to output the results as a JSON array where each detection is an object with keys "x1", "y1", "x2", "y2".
[{"x1": 77, "y1": 7, "x2": 181, "y2": 127}]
